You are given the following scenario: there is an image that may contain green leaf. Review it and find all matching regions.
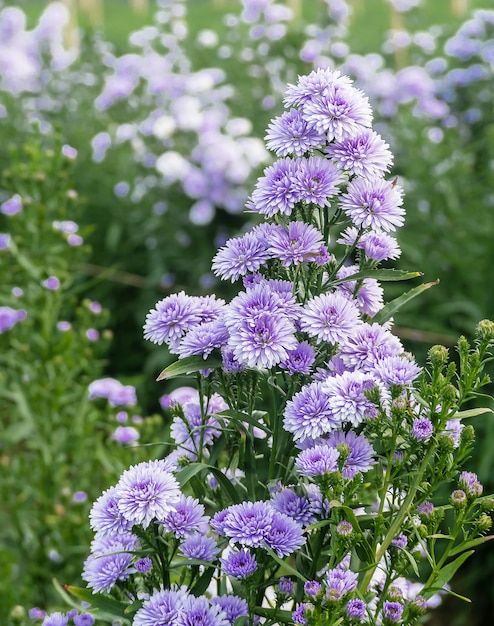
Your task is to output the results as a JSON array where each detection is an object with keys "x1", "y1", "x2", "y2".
[
  {"x1": 451, "y1": 407, "x2": 494, "y2": 420},
  {"x1": 330, "y1": 269, "x2": 422, "y2": 286},
  {"x1": 177, "y1": 463, "x2": 244, "y2": 504},
  {"x1": 372, "y1": 279, "x2": 440, "y2": 324},
  {"x1": 191, "y1": 566, "x2": 216, "y2": 596},
  {"x1": 263, "y1": 546, "x2": 308, "y2": 582},
  {"x1": 423, "y1": 550, "x2": 474, "y2": 598},
  {"x1": 217, "y1": 409, "x2": 271, "y2": 435},
  {"x1": 449, "y1": 535, "x2": 494, "y2": 558},
  {"x1": 156, "y1": 354, "x2": 222, "y2": 381},
  {"x1": 254, "y1": 607, "x2": 293, "y2": 624},
  {"x1": 64, "y1": 585, "x2": 130, "y2": 621}
]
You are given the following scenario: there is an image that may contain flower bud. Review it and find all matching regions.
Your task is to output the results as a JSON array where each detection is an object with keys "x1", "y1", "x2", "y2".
[
  {"x1": 428, "y1": 345, "x2": 449, "y2": 368},
  {"x1": 9, "y1": 606, "x2": 26, "y2": 623},
  {"x1": 451, "y1": 489, "x2": 467, "y2": 508},
  {"x1": 476, "y1": 319, "x2": 494, "y2": 344},
  {"x1": 475, "y1": 512, "x2": 492, "y2": 534}
]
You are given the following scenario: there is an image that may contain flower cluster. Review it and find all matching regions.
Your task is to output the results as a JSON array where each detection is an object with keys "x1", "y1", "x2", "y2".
[{"x1": 40, "y1": 69, "x2": 494, "y2": 626}]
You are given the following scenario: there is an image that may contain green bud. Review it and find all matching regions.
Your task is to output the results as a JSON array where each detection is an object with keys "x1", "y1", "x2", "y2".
[
  {"x1": 476, "y1": 319, "x2": 494, "y2": 344},
  {"x1": 9, "y1": 605, "x2": 26, "y2": 623},
  {"x1": 481, "y1": 497, "x2": 494, "y2": 513},
  {"x1": 441, "y1": 383, "x2": 458, "y2": 406},
  {"x1": 461, "y1": 425, "x2": 475, "y2": 445},
  {"x1": 457, "y1": 335, "x2": 470, "y2": 359},
  {"x1": 476, "y1": 512, "x2": 492, "y2": 533},
  {"x1": 428, "y1": 345, "x2": 449, "y2": 368}
]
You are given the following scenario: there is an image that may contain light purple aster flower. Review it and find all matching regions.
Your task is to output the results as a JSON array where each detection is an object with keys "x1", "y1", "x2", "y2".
[
  {"x1": 339, "y1": 322, "x2": 403, "y2": 372},
  {"x1": 323, "y1": 371, "x2": 381, "y2": 427},
  {"x1": 326, "y1": 129, "x2": 393, "y2": 178},
  {"x1": 42, "y1": 613, "x2": 67, "y2": 626},
  {"x1": 283, "y1": 381, "x2": 341, "y2": 442},
  {"x1": 299, "y1": 291, "x2": 361, "y2": 344},
  {"x1": 325, "y1": 567, "x2": 358, "y2": 600},
  {"x1": 115, "y1": 460, "x2": 181, "y2": 528},
  {"x1": 88, "y1": 377, "x2": 137, "y2": 407},
  {"x1": 210, "y1": 596, "x2": 248, "y2": 626},
  {"x1": 0, "y1": 233, "x2": 11, "y2": 249},
  {"x1": 335, "y1": 264, "x2": 384, "y2": 317},
  {"x1": 179, "y1": 533, "x2": 219, "y2": 562},
  {"x1": 267, "y1": 221, "x2": 325, "y2": 266},
  {"x1": 346, "y1": 598, "x2": 366, "y2": 619},
  {"x1": 284, "y1": 68, "x2": 354, "y2": 108},
  {"x1": 340, "y1": 177, "x2": 404, "y2": 232},
  {"x1": 0, "y1": 306, "x2": 27, "y2": 333},
  {"x1": 391, "y1": 534, "x2": 408, "y2": 549},
  {"x1": 293, "y1": 156, "x2": 342, "y2": 206},
  {"x1": 221, "y1": 548, "x2": 258, "y2": 578},
  {"x1": 264, "y1": 510, "x2": 306, "y2": 557},
  {"x1": 292, "y1": 602, "x2": 310, "y2": 625},
  {"x1": 326, "y1": 429, "x2": 376, "y2": 478},
  {"x1": 30, "y1": 607, "x2": 47, "y2": 620},
  {"x1": 111, "y1": 426, "x2": 140, "y2": 445},
  {"x1": 247, "y1": 157, "x2": 298, "y2": 217},
  {"x1": 228, "y1": 310, "x2": 297, "y2": 369},
  {"x1": 280, "y1": 341, "x2": 316, "y2": 375},
  {"x1": 134, "y1": 587, "x2": 189, "y2": 626},
  {"x1": 161, "y1": 494, "x2": 209, "y2": 537},
  {"x1": 411, "y1": 417, "x2": 433, "y2": 442},
  {"x1": 382, "y1": 601, "x2": 404, "y2": 623},
  {"x1": 304, "y1": 581, "x2": 322, "y2": 598},
  {"x1": 442, "y1": 418, "x2": 464, "y2": 448},
  {"x1": 337, "y1": 227, "x2": 401, "y2": 261},
  {"x1": 221, "y1": 346, "x2": 244, "y2": 373},
  {"x1": 143, "y1": 292, "x2": 204, "y2": 350},
  {"x1": 82, "y1": 534, "x2": 137, "y2": 594},
  {"x1": 1, "y1": 194, "x2": 22, "y2": 215},
  {"x1": 212, "y1": 231, "x2": 271, "y2": 282},
  {"x1": 265, "y1": 108, "x2": 325, "y2": 156},
  {"x1": 73, "y1": 615, "x2": 95, "y2": 626},
  {"x1": 417, "y1": 501, "x2": 434, "y2": 517},
  {"x1": 302, "y1": 83, "x2": 373, "y2": 142},
  {"x1": 217, "y1": 501, "x2": 274, "y2": 547},
  {"x1": 270, "y1": 487, "x2": 316, "y2": 525},
  {"x1": 295, "y1": 443, "x2": 340, "y2": 476},
  {"x1": 135, "y1": 557, "x2": 153, "y2": 573},
  {"x1": 459, "y1": 471, "x2": 483, "y2": 498},
  {"x1": 89, "y1": 486, "x2": 133, "y2": 537},
  {"x1": 278, "y1": 577, "x2": 295, "y2": 595},
  {"x1": 374, "y1": 355, "x2": 422, "y2": 386},
  {"x1": 171, "y1": 393, "x2": 225, "y2": 452},
  {"x1": 177, "y1": 319, "x2": 229, "y2": 359},
  {"x1": 177, "y1": 594, "x2": 229, "y2": 626}
]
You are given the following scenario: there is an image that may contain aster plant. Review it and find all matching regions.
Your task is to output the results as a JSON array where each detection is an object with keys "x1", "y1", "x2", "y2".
[{"x1": 53, "y1": 68, "x2": 494, "y2": 626}]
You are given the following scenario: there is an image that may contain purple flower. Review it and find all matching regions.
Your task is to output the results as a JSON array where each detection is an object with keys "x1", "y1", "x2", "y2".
[
  {"x1": 346, "y1": 598, "x2": 366, "y2": 620},
  {"x1": 247, "y1": 157, "x2": 298, "y2": 217},
  {"x1": 29, "y1": 608, "x2": 46, "y2": 620},
  {"x1": 0, "y1": 306, "x2": 27, "y2": 333},
  {"x1": 212, "y1": 231, "x2": 271, "y2": 281},
  {"x1": 264, "y1": 510, "x2": 306, "y2": 556},
  {"x1": 442, "y1": 418, "x2": 464, "y2": 448},
  {"x1": 293, "y1": 156, "x2": 342, "y2": 205},
  {"x1": 295, "y1": 443, "x2": 340, "y2": 476},
  {"x1": 143, "y1": 292, "x2": 205, "y2": 350},
  {"x1": 0, "y1": 233, "x2": 10, "y2": 249},
  {"x1": 323, "y1": 371, "x2": 381, "y2": 427},
  {"x1": 391, "y1": 534, "x2": 408, "y2": 549},
  {"x1": 111, "y1": 426, "x2": 140, "y2": 445},
  {"x1": 265, "y1": 108, "x2": 324, "y2": 156},
  {"x1": 170, "y1": 393, "x2": 225, "y2": 454},
  {"x1": 134, "y1": 588, "x2": 189, "y2": 626},
  {"x1": 339, "y1": 322, "x2": 403, "y2": 372},
  {"x1": 268, "y1": 221, "x2": 325, "y2": 266},
  {"x1": 417, "y1": 501, "x2": 434, "y2": 517},
  {"x1": 326, "y1": 429, "x2": 376, "y2": 478},
  {"x1": 300, "y1": 291, "x2": 361, "y2": 344},
  {"x1": 284, "y1": 68, "x2": 353, "y2": 108},
  {"x1": 161, "y1": 494, "x2": 209, "y2": 537},
  {"x1": 221, "y1": 548, "x2": 258, "y2": 578},
  {"x1": 382, "y1": 601, "x2": 404, "y2": 622},
  {"x1": 42, "y1": 614, "x2": 67, "y2": 626},
  {"x1": 336, "y1": 520, "x2": 353, "y2": 537},
  {"x1": 283, "y1": 381, "x2": 340, "y2": 442},
  {"x1": 336, "y1": 264, "x2": 384, "y2": 317},
  {"x1": 115, "y1": 460, "x2": 181, "y2": 528},
  {"x1": 292, "y1": 603, "x2": 310, "y2": 625},
  {"x1": 411, "y1": 417, "x2": 433, "y2": 442},
  {"x1": 82, "y1": 534, "x2": 137, "y2": 593},
  {"x1": 179, "y1": 533, "x2": 219, "y2": 562},
  {"x1": 135, "y1": 557, "x2": 153, "y2": 573},
  {"x1": 177, "y1": 319, "x2": 229, "y2": 359},
  {"x1": 89, "y1": 486, "x2": 133, "y2": 537},
  {"x1": 338, "y1": 227, "x2": 401, "y2": 261},
  {"x1": 374, "y1": 355, "x2": 422, "y2": 386},
  {"x1": 72, "y1": 491, "x2": 88, "y2": 503},
  {"x1": 340, "y1": 177, "x2": 404, "y2": 232},
  {"x1": 216, "y1": 501, "x2": 274, "y2": 547},
  {"x1": 278, "y1": 577, "x2": 295, "y2": 595},
  {"x1": 325, "y1": 567, "x2": 358, "y2": 600},
  {"x1": 326, "y1": 129, "x2": 393, "y2": 178},
  {"x1": 62, "y1": 144, "x2": 77, "y2": 159},
  {"x1": 177, "y1": 594, "x2": 229, "y2": 626},
  {"x1": 210, "y1": 596, "x2": 248, "y2": 626},
  {"x1": 88, "y1": 377, "x2": 137, "y2": 407},
  {"x1": 1, "y1": 194, "x2": 22, "y2": 215},
  {"x1": 459, "y1": 471, "x2": 483, "y2": 498},
  {"x1": 73, "y1": 615, "x2": 95, "y2": 626},
  {"x1": 280, "y1": 341, "x2": 316, "y2": 375},
  {"x1": 302, "y1": 82, "x2": 373, "y2": 142},
  {"x1": 42, "y1": 276, "x2": 61, "y2": 290},
  {"x1": 270, "y1": 487, "x2": 316, "y2": 525}
]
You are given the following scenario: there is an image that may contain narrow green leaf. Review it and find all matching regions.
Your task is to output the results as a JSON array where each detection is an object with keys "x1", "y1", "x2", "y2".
[
  {"x1": 330, "y1": 269, "x2": 422, "y2": 286},
  {"x1": 423, "y1": 550, "x2": 474, "y2": 598},
  {"x1": 451, "y1": 407, "x2": 494, "y2": 420},
  {"x1": 65, "y1": 585, "x2": 129, "y2": 620},
  {"x1": 254, "y1": 607, "x2": 294, "y2": 624},
  {"x1": 449, "y1": 535, "x2": 494, "y2": 558},
  {"x1": 177, "y1": 463, "x2": 244, "y2": 504},
  {"x1": 156, "y1": 354, "x2": 222, "y2": 381},
  {"x1": 372, "y1": 279, "x2": 440, "y2": 324},
  {"x1": 191, "y1": 566, "x2": 216, "y2": 596},
  {"x1": 263, "y1": 546, "x2": 308, "y2": 582},
  {"x1": 218, "y1": 409, "x2": 271, "y2": 434}
]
